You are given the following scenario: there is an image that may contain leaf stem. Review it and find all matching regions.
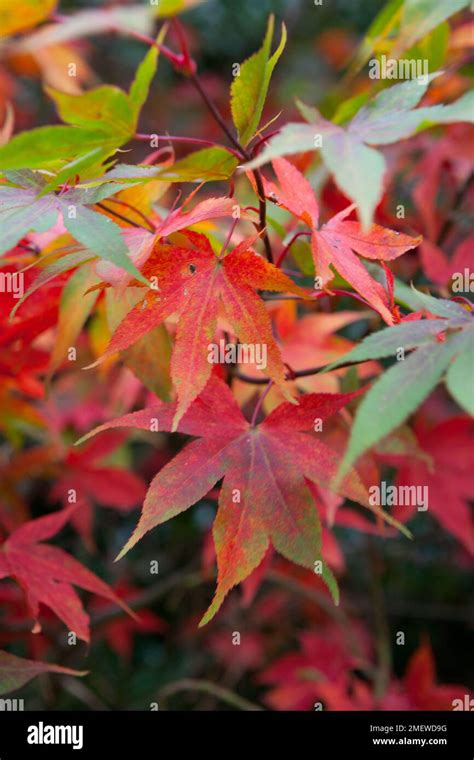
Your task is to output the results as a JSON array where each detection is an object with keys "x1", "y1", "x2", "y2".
[
  {"x1": 251, "y1": 168, "x2": 274, "y2": 263},
  {"x1": 188, "y1": 71, "x2": 246, "y2": 157},
  {"x1": 250, "y1": 380, "x2": 274, "y2": 426},
  {"x1": 105, "y1": 197, "x2": 157, "y2": 232},
  {"x1": 251, "y1": 128, "x2": 281, "y2": 155},
  {"x1": 275, "y1": 230, "x2": 311, "y2": 268},
  {"x1": 94, "y1": 202, "x2": 150, "y2": 230},
  {"x1": 219, "y1": 216, "x2": 239, "y2": 258}
]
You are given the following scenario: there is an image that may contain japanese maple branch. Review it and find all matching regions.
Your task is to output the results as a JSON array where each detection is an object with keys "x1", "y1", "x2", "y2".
[
  {"x1": 187, "y1": 70, "x2": 244, "y2": 154},
  {"x1": 187, "y1": 70, "x2": 274, "y2": 261},
  {"x1": 235, "y1": 357, "x2": 364, "y2": 384},
  {"x1": 169, "y1": 19, "x2": 274, "y2": 262},
  {"x1": 123, "y1": 21, "x2": 275, "y2": 262},
  {"x1": 251, "y1": 168, "x2": 274, "y2": 263}
]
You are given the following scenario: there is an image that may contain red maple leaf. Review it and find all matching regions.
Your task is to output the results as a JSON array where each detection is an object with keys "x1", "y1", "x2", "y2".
[
  {"x1": 77, "y1": 375, "x2": 393, "y2": 624},
  {"x1": 0, "y1": 263, "x2": 64, "y2": 398},
  {"x1": 261, "y1": 158, "x2": 421, "y2": 323},
  {"x1": 0, "y1": 505, "x2": 134, "y2": 642},
  {"x1": 90, "y1": 230, "x2": 308, "y2": 429},
  {"x1": 95, "y1": 196, "x2": 237, "y2": 286},
  {"x1": 0, "y1": 650, "x2": 87, "y2": 695},
  {"x1": 391, "y1": 417, "x2": 474, "y2": 554},
  {"x1": 261, "y1": 633, "x2": 471, "y2": 711},
  {"x1": 419, "y1": 233, "x2": 474, "y2": 287},
  {"x1": 401, "y1": 639, "x2": 473, "y2": 710},
  {"x1": 50, "y1": 431, "x2": 147, "y2": 548},
  {"x1": 260, "y1": 625, "x2": 370, "y2": 710},
  {"x1": 411, "y1": 126, "x2": 474, "y2": 242}
]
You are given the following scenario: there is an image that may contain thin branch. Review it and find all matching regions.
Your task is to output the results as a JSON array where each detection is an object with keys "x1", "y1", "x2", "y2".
[
  {"x1": 0, "y1": 571, "x2": 204, "y2": 635},
  {"x1": 157, "y1": 678, "x2": 264, "y2": 711},
  {"x1": 251, "y1": 168, "x2": 274, "y2": 263},
  {"x1": 191, "y1": 63, "x2": 274, "y2": 262},
  {"x1": 234, "y1": 358, "x2": 361, "y2": 384},
  {"x1": 219, "y1": 216, "x2": 239, "y2": 258},
  {"x1": 129, "y1": 19, "x2": 275, "y2": 264},
  {"x1": 188, "y1": 71, "x2": 245, "y2": 157},
  {"x1": 348, "y1": 594, "x2": 474, "y2": 624}
]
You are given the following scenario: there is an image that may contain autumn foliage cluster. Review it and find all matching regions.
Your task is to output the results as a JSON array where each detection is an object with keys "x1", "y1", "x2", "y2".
[{"x1": 0, "y1": 0, "x2": 472, "y2": 710}]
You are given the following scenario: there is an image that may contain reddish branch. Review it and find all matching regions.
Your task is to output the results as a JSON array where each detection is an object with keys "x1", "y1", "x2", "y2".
[
  {"x1": 186, "y1": 69, "x2": 274, "y2": 261},
  {"x1": 125, "y1": 19, "x2": 275, "y2": 263},
  {"x1": 235, "y1": 358, "x2": 363, "y2": 384}
]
